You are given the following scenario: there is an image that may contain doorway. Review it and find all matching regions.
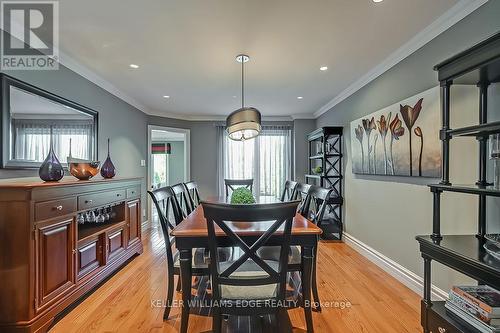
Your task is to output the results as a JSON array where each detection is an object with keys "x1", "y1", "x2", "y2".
[{"x1": 147, "y1": 125, "x2": 190, "y2": 224}]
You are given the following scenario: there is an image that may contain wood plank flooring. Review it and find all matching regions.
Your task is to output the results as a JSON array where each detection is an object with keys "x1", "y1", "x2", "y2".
[{"x1": 50, "y1": 224, "x2": 422, "y2": 333}]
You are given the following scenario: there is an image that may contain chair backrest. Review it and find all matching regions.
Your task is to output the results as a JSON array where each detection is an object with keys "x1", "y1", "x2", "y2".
[
  {"x1": 293, "y1": 183, "x2": 310, "y2": 212},
  {"x1": 224, "y1": 179, "x2": 253, "y2": 197},
  {"x1": 301, "y1": 185, "x2": 333, "y2": 225},
  {"x1": 202, "y1": 200, "x2": 301, "y2": 305},
  {"x1": 184, "y1": 181, "x2": 201, "y2": 211},
  {"x1": 280, "y1": 180, "x2": 298, "y2": 202},
  {"x1": 170, "y1": 183, "x2": 193, "y2": 219},
  {"x1": 147, "y1": 186, "x2": 179, "y2": 270}
]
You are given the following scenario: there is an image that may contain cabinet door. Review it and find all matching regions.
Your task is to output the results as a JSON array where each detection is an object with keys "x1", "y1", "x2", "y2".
[
  {"x1": 77, "y1": 235, "x2": 103, "y2": 280},
  {"x1": 126, "y1": 199, "x2": 141, "y2": 246},
  {"x1": 106, "y1": 226, "x2": 126, "y2": 263},
  {"x1": 36, "y1": 218, "x2": 76, "y2": 311}
]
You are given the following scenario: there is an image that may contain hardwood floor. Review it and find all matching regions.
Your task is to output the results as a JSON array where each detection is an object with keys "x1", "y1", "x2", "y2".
[{"x1": 50, "y1": 224, "x2": 422, "y2": 333}]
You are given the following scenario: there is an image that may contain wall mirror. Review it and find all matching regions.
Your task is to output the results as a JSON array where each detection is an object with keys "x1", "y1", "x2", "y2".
[{"x1": 1, "y1": 74, "x2": 98, "y2": 168}]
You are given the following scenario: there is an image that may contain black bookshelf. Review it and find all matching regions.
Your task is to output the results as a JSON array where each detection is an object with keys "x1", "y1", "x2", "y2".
[
  {"x1": 306, "y1": 127, "x2": 344, "y2": 240},
  {"x1": 416, "y1": 31, "x2": 500, "y2": 333}
]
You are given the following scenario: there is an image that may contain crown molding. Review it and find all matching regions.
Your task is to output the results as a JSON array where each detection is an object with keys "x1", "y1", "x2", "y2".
[
  {"x1": 147, "y1": 109, "x2": 294, "y2": 122},
  {"x1": 313, "y1": 0, "x2": 488, "y2": 118}
]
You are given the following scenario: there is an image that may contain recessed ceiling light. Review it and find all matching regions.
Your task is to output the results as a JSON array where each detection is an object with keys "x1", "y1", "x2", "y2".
[
  {"x1": 373, "y1": 0, "x2": 383, "y2": 2},
  {"x1": 163, "y1": 95, "x2": 170, "y2": 99},
  {"x1": 129, "y1": 64, "x2": 139, "y2": 69},
  {"x1": 297, "y1": 96, "x2": 303, "y2": 100},
  {"x1": 232, "y1": 95, "x2": 237, "y2": 98},
  {"x1": 320, "y1": 66, "x2": 328, "y2": 71}
]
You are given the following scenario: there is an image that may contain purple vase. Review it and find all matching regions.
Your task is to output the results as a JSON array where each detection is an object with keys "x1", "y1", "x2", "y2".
[
  {"x1": 100, "y1": 138, "x2": 116, "y2": 178},
  {"x1": 39, "y1": 130, "x2": 64, "y2": 182}
]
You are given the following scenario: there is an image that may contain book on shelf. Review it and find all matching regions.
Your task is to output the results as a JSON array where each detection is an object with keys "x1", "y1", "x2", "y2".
[
  {"x1": 445, "y1": 302, "x2": 500, "y2": 333},
  {"x1": 452, "y1": 286, "x2": 500, "y2": 315},
  {"x1": 448, "y1": 290, "x2": 500, "y2": 325}
]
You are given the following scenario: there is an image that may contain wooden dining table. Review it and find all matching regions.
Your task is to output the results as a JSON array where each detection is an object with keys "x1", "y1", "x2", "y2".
[{"x1": 171, "y1": 196, "x2": 322, "y2": 333}]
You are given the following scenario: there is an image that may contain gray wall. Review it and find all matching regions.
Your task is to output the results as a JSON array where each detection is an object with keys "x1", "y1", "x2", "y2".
[
  {"x1": 316, "y1": 1, "x2": 500, "y2": 291},
  {"x1": 293, "y1": 119, "x2": 316, "y2": 183},
  {"x1": 1, "y1": 65, "x2": 149, "y2": 221},
  {"x1": 168, "y1": 141, "x2": 185, "y2": 185}
]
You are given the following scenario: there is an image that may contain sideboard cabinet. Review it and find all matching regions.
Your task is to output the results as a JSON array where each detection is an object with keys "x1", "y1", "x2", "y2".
[{"x1": 0, "y1": 177, "x2": 143, "y2": 333}]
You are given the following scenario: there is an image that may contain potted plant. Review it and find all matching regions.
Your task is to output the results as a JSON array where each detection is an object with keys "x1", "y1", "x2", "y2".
[
  {"x1": 313, "y1": 166, "x2": 323, "y2": 175},
  {"x1": 230, "y1": 187, "x2": 256, "y2": 204}
]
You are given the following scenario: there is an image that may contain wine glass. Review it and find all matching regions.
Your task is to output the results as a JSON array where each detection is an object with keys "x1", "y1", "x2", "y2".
[
  {"x1": 104, "y1": 206, "x2": 111, "y2": 221},
  {"x1": 76, "y1": 213, "x2": 85, "y2": 225},
  {"x1": 96, "y1": 209, "x2": 105, "y2": 223},
  {"x1": 86, "y1": 210, "x2": 95, "y2": 223}
]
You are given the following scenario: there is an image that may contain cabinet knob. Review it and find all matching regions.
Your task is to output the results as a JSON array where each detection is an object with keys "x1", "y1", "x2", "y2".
[
  {"x1": 116, "y1": 193, "x2": 121, "y2": 197},
  {"x1": 72, "y1": 249, "x2": 76, "y2": 254},
  {"x1": 438, "y1": 327, "x2": 446, "y2": 333},
  {"x1": 54, "y1": 205, "x2": 63, "y2": 211},
  {"x1": 85, "y1": 199, "x2": 93, "y2": 204}
]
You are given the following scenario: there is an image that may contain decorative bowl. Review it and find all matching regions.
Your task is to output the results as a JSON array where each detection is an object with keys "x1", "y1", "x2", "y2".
[
  {"x1": 484, "y1": 234, "x2": 500, "y2": 261},
  {"x1": 68, "y1": 159, "x2": 100, "y2": 180}
]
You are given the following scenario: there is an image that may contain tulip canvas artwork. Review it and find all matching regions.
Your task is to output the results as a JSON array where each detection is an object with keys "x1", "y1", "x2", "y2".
[{"x1": 350, "y1": 87, "x2": 441, "y2": 177}]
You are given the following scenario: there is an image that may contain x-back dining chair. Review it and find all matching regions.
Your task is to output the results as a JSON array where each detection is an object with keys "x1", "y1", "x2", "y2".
[
  {"x1": 280, "y1": 180, "x2": 298, "y2": 202},
  {"x1": 171, "y1": 183, "x2": 193, "y2": 218},
  {"x1": 260, "y1": 184, "x2": 332, "y2": 312},
  {"x1": 148, "y1": 186, "x2": 217, "y2": 320},
  {"x1": 202, "y1": 200, "x2": 301, "y2": 332},
  {"x1": 224, "y1": 178, "x2": 253, "y2": 197},
  {"x1": 184, "y1": 180, "x2": 201, "y2": 212}
]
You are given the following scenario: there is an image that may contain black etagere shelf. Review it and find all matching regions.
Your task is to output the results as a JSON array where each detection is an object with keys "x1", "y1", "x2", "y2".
[
  {"x1": 416, "y1": 31, "x2": 500, "y2": 333},
  {"x1": 306, "y1": 127, "x2": 344, "y2": 240}
]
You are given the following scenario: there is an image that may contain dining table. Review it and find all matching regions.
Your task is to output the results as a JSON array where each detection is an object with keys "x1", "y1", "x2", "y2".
[{"x1": 171, "y1": 195, "x2": 322, "y2": 333}]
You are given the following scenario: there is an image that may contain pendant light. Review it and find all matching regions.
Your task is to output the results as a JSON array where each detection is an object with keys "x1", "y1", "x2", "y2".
[{"x1": 226, "y1": 54, "x2": 262, "y2": 141}]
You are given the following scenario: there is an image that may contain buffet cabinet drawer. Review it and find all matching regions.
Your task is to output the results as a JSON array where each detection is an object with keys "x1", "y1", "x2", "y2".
[
  {"x1": 77, "y1": 236, "x2": 103, "y2": 279},
  {"x1": 126, "y1": 186, "x2": 140, "y2": 199},
  {"x1": 78, "y1": 189, "x2": 126, "y2": 210},
  {"x1": 35, "y1": 197, "x2": 77, "y2": 222}
]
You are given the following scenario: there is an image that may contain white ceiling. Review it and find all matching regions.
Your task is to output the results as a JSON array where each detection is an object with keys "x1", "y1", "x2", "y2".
[{"x1": 56, "y1": 0, "x2": 469, "y2": 119}]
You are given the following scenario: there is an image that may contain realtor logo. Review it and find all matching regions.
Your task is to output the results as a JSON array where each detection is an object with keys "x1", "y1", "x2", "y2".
[{"x1": 1, "y1": 1, "x2": 59, "y2": 70}]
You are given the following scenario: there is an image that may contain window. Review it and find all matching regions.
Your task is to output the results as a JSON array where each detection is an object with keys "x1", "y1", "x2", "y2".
[
  {"x1": 221, "y1": 126, "x2": 291, "y2": 197},
  {"x1": 12, "y1": 119, "x2": 95, "y2": 163}
]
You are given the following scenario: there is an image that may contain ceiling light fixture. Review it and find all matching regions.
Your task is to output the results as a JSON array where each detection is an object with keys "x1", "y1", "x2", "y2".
[
  {"x1": 297, "y1": 96, "x2": 303, "y2": 100},
  {"x1": 163, "y1": 95, "x2": 170, "y2": 98},
  {"x1": 373, "y1": 0, "x2": 383, "y2": 2},
  {"x1": 320, "y1": 66, "x2": 328, "y2": 71},
  {"x1": 129, "y1": 64, "x2": 139, "y2": 69},
  {"x1": 226, "y1": 54, "x2": 262, "y2": 141}
]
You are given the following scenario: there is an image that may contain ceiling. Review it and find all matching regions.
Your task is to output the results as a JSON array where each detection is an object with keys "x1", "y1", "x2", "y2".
[{"x1": 57, "y1": 0, "x2": 464, "y2": 119}]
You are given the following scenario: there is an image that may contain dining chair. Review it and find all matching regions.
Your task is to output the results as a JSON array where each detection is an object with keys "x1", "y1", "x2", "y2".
[
  {"x1": 184, "y1": 180, "x2": 201, "y2": 212},
  {"x1": 171, "y1": 183, "x2": 193, "y2": 219},
  {"x1": 260, "y1": 185, "x2": 333, "y2": 312},
  {"x1": 280, "y1": 180, "x2": 298, "y2": 202},
  {"x1": 148, "y1": 186, "x2": 233, "y2": 320},
  {"x1": 202, "y1": 199, "x2": 301, "y2": 332},
  {"x1": 293, "y1": 183, "x2": 311, "y2": 213},
  {"x1": 224, "y1": 178, "x2": 253, "y2": 197}
]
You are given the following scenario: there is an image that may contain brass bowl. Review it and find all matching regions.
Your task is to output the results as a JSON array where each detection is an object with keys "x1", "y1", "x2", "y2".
[{"x1": 69, "y1": 161, "x2": 100, "y2": 180}]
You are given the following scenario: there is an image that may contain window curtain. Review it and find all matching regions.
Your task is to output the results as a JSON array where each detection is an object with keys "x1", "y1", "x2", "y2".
[
  {"x1": 12, "y1": 119, "x2": 94, "y2": 162},
  {"x1": 216, "y1": 124, "x2": 292, "y2": 198}
]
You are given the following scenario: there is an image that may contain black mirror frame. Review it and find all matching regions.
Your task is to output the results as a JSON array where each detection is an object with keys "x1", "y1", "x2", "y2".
[{"x1": 0, "y1": 74, "x2": 99, "y2": 169}]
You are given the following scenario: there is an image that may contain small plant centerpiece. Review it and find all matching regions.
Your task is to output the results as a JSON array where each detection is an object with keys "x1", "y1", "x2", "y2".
[{"x1": 230, "y1": 187, "x2": 256, "y2": 204}]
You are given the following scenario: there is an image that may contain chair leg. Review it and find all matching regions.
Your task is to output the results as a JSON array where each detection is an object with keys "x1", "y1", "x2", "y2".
[
  {"x1": 312, "y1": 248, "x2": 321, "y2": 312},
  {"x1": 212, "y1": 308, "x2": 222, "y2": 333},
  {"x1": 164, "y1": 273, "x2": 175, "y2": 320}
]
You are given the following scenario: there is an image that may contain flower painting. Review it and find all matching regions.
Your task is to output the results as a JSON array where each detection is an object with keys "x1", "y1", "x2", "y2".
[{"x1": 350, "y1": 87, "x2": 441, "y2": 177}]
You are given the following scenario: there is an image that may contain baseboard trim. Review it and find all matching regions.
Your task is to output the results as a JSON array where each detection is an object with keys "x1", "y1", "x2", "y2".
[{"x1": 343, "y1": 232, "x2": 448, "y2": 301}]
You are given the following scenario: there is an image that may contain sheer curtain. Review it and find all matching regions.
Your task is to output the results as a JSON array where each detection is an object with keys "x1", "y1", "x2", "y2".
[
  {"x1": 216, "y1": 124, "x2": 291, "y2": 197},
  {"x1": 12, "y1": 119, "x2": 94, "y2": 162}
]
